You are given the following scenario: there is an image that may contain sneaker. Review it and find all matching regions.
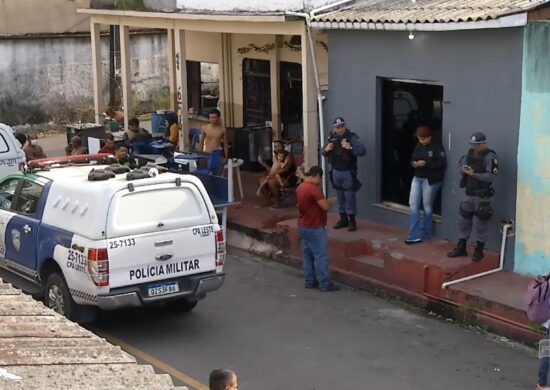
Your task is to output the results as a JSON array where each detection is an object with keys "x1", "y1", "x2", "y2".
[
  {"x1": 319, "y1": 283, "x2": 341, "y2": 292},
  {"x1": 404, "y1": 238, "x2": 422, "y2": 245},
  {"x1": 305, "y1": 282, "x2": 318, "y2": 289}
]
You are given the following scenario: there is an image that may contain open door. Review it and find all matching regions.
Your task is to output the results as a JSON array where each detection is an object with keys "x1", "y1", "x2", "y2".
[{"x1": 380, "y1": 78, "x2": 444, "y2": 212}]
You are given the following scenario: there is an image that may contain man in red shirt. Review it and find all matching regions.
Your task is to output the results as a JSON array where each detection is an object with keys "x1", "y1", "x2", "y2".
[{"x1": 296, "y1": 166, "x2": 340, "y2": 291}]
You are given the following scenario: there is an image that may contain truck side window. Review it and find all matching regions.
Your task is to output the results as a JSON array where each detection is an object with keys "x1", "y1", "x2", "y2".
[
  {"x1": 14, "y1": 180, "x2": 43, "y2": 215},
  {"x1": 0, "y1": 134, "x2": 9, "y2": 153},
  {"x1": 0, "y1": 178, "x2": 20, "y2": 210}
]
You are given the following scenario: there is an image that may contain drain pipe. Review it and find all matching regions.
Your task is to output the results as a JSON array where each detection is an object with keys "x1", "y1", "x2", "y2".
[
  {"x1": 287, "y1": 0, "x2": 354, "y2": 194},
  {"x1": 442, "y1": 223, "x2": 513, "y2": 289},
  {"x1": 285, "y1": 10, "x2": 325, "y2": 193}
]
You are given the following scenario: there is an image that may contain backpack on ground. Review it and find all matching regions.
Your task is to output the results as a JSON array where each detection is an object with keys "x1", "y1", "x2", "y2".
[{"x1": 525, "y1": 275, "x2": 550, "y2": 323}]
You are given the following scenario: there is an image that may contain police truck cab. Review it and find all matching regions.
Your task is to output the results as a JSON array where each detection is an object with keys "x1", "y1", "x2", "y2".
[{"x1": 0, "y1": 157, "x2": 225, "y2": 321}]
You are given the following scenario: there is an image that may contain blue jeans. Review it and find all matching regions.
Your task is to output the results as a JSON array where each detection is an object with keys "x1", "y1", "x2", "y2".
[
  {"x1": 298, "y1": 227, "x2": 332, "y2": 288},
  {"x1": 407, "y1": 176, "x2": 442, "y2": 241},
  {"x1": 540, "y1": 329, "x2": 550, "y2": 386},
  {"x1": 332, "y1": 170, "x2": 357, "y2": 215}
]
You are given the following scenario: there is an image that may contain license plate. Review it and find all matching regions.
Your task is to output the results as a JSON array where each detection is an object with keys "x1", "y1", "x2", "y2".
[{"x1": 148, "y1": 282, "x2": 179, "y2": 297}]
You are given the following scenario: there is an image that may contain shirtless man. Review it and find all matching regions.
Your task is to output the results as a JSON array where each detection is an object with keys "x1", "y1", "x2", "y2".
[{"x1": 199, "y1": 109, "x2": 228, "y2": 158}]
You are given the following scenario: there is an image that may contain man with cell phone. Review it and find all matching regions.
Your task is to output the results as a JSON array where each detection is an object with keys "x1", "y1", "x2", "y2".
[{"x1": 447, "y1": 132, "x2": 499, "y2": 262}]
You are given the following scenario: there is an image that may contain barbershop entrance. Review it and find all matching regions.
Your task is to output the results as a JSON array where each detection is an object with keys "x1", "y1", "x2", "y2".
[{"x1": 380, "y1": 78, "x2": 444, "y2": 212}]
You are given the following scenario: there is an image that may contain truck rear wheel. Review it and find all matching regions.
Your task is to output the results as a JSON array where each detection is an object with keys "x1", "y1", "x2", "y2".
[
  {"x1": 165, "y1": 298, "x2": 198, "y2": 312},
  {"x1": 44, "y1": 273, "x2": 96, "y2": 323}
]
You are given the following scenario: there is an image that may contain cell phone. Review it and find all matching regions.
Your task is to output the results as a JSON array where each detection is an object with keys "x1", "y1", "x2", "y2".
[{"x1": 462, "y1": 164, "x2": 471, "y2": 169}]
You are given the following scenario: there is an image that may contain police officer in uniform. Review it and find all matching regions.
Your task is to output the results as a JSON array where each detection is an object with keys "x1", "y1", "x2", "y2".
[
  {"x1": 448, "y1": 132, "x2": 498, "y2": 262},
  {"x1": 321, "y1": 117, "x2": 366, "y2": 232}
]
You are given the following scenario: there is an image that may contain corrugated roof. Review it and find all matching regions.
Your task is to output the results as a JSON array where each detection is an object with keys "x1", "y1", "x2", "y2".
[{"x1": 313, "y1": 0, "x2": 550, "y2": 24}]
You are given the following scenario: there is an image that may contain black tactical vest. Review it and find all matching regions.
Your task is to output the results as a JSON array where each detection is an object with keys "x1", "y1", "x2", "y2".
[
  {"x1": 328, "y1": 130, "x2": 357, "y2": 172},
  {"x1": 464, "y1": 149, "x2": 494, "y2": 197}
]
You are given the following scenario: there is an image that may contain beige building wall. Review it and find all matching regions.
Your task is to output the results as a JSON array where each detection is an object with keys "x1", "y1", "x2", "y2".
[
  {"x1": 185, "y1": 31, "x2": 222, "y2": 62},
  {"x1": 0, "y1": 0, "x2": 92, "y2": 35}
]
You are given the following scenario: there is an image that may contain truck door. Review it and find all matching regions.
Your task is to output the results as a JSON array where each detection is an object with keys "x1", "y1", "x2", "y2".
[
  {"x1": 5, "y1": 179, "x2": 45, "y2": 271},
  {"x1": 0, "y1": 128, "x2": 22, "y2": 179}
]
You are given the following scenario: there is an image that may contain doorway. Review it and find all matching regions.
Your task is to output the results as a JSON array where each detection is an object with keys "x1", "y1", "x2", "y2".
[
  {"x1": 280, "y1": 61, "x2": 303, "y2": 139},
  {"x1": 243, "y1": 58, "x2": 271, "y2": 127},
  {"x1": 380, "y1": 78, "x2": 444, "y2": 212}
]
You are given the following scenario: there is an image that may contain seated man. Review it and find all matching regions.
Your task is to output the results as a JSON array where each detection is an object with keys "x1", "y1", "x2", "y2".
[
  {"x1": 65, "y1": 136, "x2": 88, "y2": 156},
  {"x1": 258, "y1": 140, "x2": 296, "y2": 208},
  {"x1": 98, "y1": 133, "x2": 116, "y2": 154},
  {"x1": 123, "y1": 117, "x2": 152, "y2": 144},
  {"x1": 23, "y1": 133, "x2": 47, "y2": 161}
]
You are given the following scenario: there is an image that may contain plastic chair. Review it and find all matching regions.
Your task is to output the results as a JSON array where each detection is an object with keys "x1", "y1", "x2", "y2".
[
  {"x1": 223, "y1": 158, "x2": 244, "y2": 199},
  {"x1": 189, "y1": 128, "x2": 201, "y2": 151},
  {"x1": 194, "y1": 149, "x2": 224, "y2": 176}
]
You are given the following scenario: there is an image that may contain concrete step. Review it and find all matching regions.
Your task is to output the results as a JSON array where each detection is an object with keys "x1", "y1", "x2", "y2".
[
  {"x1": 443, "y1": 271, "x2": 531, "y2": 326},
  {"x1": 1, "y1": 364, "x2": 179, "y2": 390},
  {"x1": 349, "y1": 254, "x2": 385, "y2": 269},
  {"x1": 0, "y1": 336, "x2": 134, "y2": 365}
]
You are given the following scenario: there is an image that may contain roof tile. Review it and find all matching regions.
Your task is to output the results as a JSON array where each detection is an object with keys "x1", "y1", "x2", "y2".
[{"x1": 313, "y1": 0, "x2": 549, "y2": 24}]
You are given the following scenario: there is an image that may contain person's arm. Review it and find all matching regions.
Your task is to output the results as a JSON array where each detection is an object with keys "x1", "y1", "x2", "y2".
[
  {"x1": 349, "y1": 134, "x2": 366, "y2": 156},
  {"x1": 199, "y1": 126, "x2": 206, "y2": 152},
  {"x1": 39, "y1": 146, "x2": 47, "y2": 158},
  {"x1": 470, "y1": 152, "x2": 498, "y2": 183},
  {"x1": 169, "y1": 124, "x2": 179, "y2": 144},
  {"x1": 321, "y1": 138, "x2": 333, "y2": 157},
  {"x1": 23, "y1": 147, "x2": 32, "y2": 161},
  {"x1": 317, "y1": 196, "x2": 337, "y2": 211},
  {"x1": 426, "y1": 144, "x2": 446, "y2": 171},
  {"x1": 458, "y1": 154, "x2": 467, "y2": 175}
]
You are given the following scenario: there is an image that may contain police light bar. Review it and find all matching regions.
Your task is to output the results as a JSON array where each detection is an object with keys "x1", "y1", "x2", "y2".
[{"x1": 28, "y1": 154, "x2": 115, "y2": 169}]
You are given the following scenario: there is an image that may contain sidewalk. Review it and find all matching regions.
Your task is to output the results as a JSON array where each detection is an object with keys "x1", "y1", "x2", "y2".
[
  {"x1": 227, "y1": 171, "x2": 538, "y2": 345},
  {"x1": 0, "y1": 278, "x2": 186, "y2": 390}
]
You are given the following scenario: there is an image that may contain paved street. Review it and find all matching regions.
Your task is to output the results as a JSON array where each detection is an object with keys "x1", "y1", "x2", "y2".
[{"x1": 89, "y1": 248, "x2": 537, "y2": 390}]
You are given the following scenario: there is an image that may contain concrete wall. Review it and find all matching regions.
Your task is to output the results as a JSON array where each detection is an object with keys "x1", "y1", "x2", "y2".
[
  {"x1": 325, "y1": 28, "x2": 523, "y2": 260},
  {"x1": 515, "y1": 22, "x2": 550, "y2": 276},
  {"x1": 0, "y1": 0, "x2": 91, "y2": 34},
  {"x1": 0, "y1": 33, "x2": 168, "y2": 125}
]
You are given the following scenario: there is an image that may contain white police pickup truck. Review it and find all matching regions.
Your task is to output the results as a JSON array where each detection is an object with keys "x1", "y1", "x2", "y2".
[{"x1": 0, "y1": 157, "x2": 225, "y2": 322}]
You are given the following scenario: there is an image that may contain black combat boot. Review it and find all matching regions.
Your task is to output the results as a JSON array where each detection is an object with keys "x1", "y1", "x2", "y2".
[
  {"x1": 447, "y1": 238, "x2": 467, "y2": 258},
  {"x1": 472, "y1": 241, "x2": 485, "y2": 262},
  {"x1": 348, "y1": 215, "x2": 357, "y2": 232},
  {"x1": 333, "y1": 213, "x2": 349, "y2": 229}
]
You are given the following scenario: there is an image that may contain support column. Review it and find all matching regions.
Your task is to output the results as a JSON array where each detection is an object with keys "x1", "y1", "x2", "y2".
[
  {"x1": 120, "y1": 25, "x2": 132, "y2": 131},
  {"x1": 220, "y1": 33, "x2": 234, "y2": 128},
  {"x1": 270, "y1": 35, "x2": 281, "y2": 139},
  {"x1": 167, "y1": 29, "x2": 177, "y2": 111},
  {"x1": 91, "y1": 20, "x2": 103, "y2": 124},
  {"x1": 301, "y1": 29, "x2": 319, "y2": 168},
  {"x1": 174, "y1": 29, "x2": 189, "y2": 150}
]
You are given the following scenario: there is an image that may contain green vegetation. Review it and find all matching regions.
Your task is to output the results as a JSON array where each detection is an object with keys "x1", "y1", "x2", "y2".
[
  {"x1": 114, "y1": 0, "x2": 146, "y2": 10},
  {"x1": 133, "y1": 86, "x2": 171, "y2": 115}
]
